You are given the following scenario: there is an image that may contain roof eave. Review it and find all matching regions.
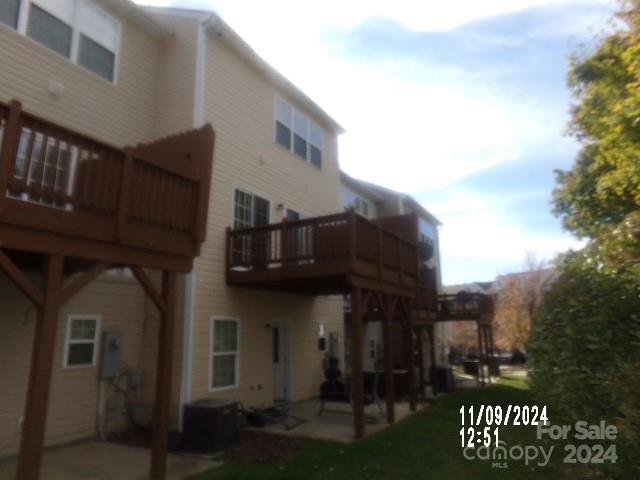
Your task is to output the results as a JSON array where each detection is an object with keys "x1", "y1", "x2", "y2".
[{"x1": 114, "y1": 0, "x2": 173, "y2": 41}]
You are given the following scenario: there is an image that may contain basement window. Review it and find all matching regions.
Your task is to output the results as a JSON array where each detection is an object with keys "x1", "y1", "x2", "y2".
[
  {"x1": 64, "y1": 315, "x2": 100, "y2": 367},
  {"x1": 210, "y1": 317, "x2": 240, "y2": 390}
]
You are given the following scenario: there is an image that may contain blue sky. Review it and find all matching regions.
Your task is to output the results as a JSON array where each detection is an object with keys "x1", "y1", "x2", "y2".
[{"x1": 137, "y1": 0, "x2": 615, "y2": 284}]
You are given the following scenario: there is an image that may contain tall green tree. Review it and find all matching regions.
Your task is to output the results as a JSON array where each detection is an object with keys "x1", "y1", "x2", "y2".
[
  {"x1": 530, "y1": 2, "x2": 640, "y2": 477},
  {"x1": 554, "y1": 0, "x2": 640, "y2": 271}
]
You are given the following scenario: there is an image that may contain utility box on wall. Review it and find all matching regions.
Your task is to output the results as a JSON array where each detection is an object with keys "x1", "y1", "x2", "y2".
[{"x1": 100, "y1": 331, "x2": 123, "y2": 380}]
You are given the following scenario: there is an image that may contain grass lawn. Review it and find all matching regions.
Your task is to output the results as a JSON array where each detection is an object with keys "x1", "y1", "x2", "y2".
[{"x1": 191, "y1": 374, "x2": 592, "y2": 480}]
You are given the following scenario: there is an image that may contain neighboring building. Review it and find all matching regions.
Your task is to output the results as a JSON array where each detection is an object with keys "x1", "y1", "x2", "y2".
[
  {"x1": 442, "y1": 281, "x2": 495, "y2": 295},
  {"x1": 340, "y1": 172, "x2": 447, "y2": 391},
  {"x1": 0, "y1": 0, "x2": 345, "y2": 461},
  {"x1": 443, "y1": 269, "x2": 556, "y2": 355}
]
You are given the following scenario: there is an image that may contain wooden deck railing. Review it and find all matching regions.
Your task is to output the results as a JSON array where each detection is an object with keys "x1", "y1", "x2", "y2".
[
  {"x1": 226, "y1": 211, "x2": 418, "y2": 291},
  {"x1": 438, "y1": 293, "x2": 494, "y2": 320},
  {"x1": 0, "y1": 100, "x2": 214, "y2": 259}
]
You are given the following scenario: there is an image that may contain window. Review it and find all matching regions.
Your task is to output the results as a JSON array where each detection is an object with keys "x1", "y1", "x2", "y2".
[
  {"x1": 275, "y1": 98, "x2": 291, "y2": 149},
  {"x1": 233, "y1": 189, "x2": 269, "y2": 229},
  {"x1": 285, "y1": 208, "x2": 300, "y2": 221},
  {"x1": 233, "y1": 189, "x2": 270, "y2": 264},
  {"x1": 78, "y1": 34, "x2": 114, "y2": 81},
  {"x1": 317, "y1": 321, "x2": 327, "y2": 352},
  {"x1": 10, "y1": 0, "x2": 120, "y2": 82},
  {"x1": 27, "y1": 4, "x2": 72, "y2": 57},
  {"x1": 64, "y1": 315, "x2": 100, "y2": 367},
  {"x1": 10, "y1": 129, "x2": 77, "y2": 207},
  {"x1": 0, "y1": 0, "x2": 21, "y2": 28},
  {"x1": 349, "y1": 196, "x2": 370, "y2": 218},
  {"x1": 210, "y1": 318, "x2": 239, "y2": 390},
  {"x1": 293, "y1": 111, "x2": 307, "y2": 159},
  {"x1": 275, "y1": 97, "x2": 324, "y2": 169}
]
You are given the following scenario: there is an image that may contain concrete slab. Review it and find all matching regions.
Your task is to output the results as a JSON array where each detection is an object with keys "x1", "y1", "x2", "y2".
[
  {"x1": 249, "y1": 400, "x2": 420, "y2": 442},
  {"x1": 0, "y1": 441, "x2": 220, "y2": 480}
]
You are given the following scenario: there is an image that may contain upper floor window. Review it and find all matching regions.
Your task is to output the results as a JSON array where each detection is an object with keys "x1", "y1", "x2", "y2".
[
  {"x1": 353, "y1": 197, "x2": 369, "y2": 218},
  {"x1": 2, "y1": 0, "x2": 120, "y2": 82},
  {"x1": 275, "y1": 97, "x2": 324, "y2": 169},
  {"x1": 0, "y1": 0, "x2": 21, "y2": 29},
  {"x1": 345, "y1": 196, "x2": 371, "y2": 218}
]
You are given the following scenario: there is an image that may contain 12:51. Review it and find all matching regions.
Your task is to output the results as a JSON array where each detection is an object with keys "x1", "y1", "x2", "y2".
[{"x1": 459, "y1": 426, "x2": 500, "y2": 448}]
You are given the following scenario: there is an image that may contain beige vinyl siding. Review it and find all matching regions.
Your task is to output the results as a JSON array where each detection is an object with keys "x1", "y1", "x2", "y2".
[
  {"x1": 147, "y1": 12, "x2": 198, "y2": 137},
  {"x1": 0, "y1": 0, "x2": 162, "y2": 147},
  {"x1": 0, "y1": 271, "x2": 149, "y2": 459},
  {"x1": 185, "y1": 33, "x2": 344, "y2": 408}
]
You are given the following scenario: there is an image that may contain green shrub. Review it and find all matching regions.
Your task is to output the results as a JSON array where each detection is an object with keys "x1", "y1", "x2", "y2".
[{"x1": 528, "y1": 253, "x2": 640, "y2": 478}]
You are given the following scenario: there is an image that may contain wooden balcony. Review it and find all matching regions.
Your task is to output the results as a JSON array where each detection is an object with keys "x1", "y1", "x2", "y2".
[
  {"x1": 437, "y1": 293, "x2": 494, "y2": 323},
  {"x1": 0, "y1": 100, "x2": 214, "y2": 272},
  {"x1": 226, "y1": 211, "x2": 418, "y2": 296}
]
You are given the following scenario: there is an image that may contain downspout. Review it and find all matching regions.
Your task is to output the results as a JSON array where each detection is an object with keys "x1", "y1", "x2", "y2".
[{"x1": 178, "y1": 14, "x2": 209, "y2": 431}]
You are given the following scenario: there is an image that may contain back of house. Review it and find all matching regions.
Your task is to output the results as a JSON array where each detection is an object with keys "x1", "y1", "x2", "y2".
[{"x1": 0, "y1": 0, "x2": 345, "y2": 460}]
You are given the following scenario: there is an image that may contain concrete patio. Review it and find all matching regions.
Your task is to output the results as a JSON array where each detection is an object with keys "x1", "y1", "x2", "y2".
[
  {"x1": 250, "y1": 399, "x2": 422, "y2": 442},
  {"x1": 0, "y1": 441, "x2": 219, "y2": 480}
]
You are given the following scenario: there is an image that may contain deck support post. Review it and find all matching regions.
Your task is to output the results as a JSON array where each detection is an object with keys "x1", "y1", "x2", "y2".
[
  {"x1": 428, "y1": 324, "x2": 437, "y2": 393},
  {"x1": 404, "y1": 299, "x2": 417, "y2": 412},
  {"x1": 416, "y1": 326, "x2": 425, "y2": 397},
  {"x1": 150, "y1": 271, "x2": 177, "y2": 480},
  {"x1": 382, "y1": 294, "x2": 395, "y2": 424},
  {"x1": 16, "y1": 254, "x2": 64, "y2": 480},
  {"x1": 483, "y1": 326, "x2": 492, "y2": 384},
  {"x1": 350, "y1": 286, "x2": 365, "y2": 439},
  {"x1": 476, "y1": 322, "x2": 485, "y2": 387}
]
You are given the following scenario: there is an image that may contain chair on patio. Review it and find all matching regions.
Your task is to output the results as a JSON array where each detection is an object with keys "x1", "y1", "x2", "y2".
[{"x1": 318, "y1": 358, "x2": 384, "y2": 419}]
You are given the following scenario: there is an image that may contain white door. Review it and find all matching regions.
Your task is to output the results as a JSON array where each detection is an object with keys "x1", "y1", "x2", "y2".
[{"x1": 272, "y1": 322, "x2": 290, "y2": 401}]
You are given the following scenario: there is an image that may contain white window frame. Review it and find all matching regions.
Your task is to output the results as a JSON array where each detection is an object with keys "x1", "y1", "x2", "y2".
[
  {"x1": 209, "y1": 316, "x2": 240, "y2": 392},
  {"x1": 11, "y1": 0, "x2": 121, "y2": 84},
  {"x1": 274, "y1": 96, "x2": 324, "y2": 170},
  {"x1": 63, "y1": 314, "x2": 100, "y2": 368},
  {"x1": 351, "y1": 196, "x2": 370, "y2": 218},
  {"x1": 231, "y1": 186, "x2": 271, "y2": 228}
]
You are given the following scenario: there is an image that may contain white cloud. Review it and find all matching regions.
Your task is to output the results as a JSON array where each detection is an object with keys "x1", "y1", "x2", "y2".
[
  {"x1": 140, "y1": 0, "x2": 610, "y2": 33},
  {"x1": 136, "y1": 0, "x2": 600, "y2": 193},
  {"x1": 424, "y1": 188, "x2": 584, "y2": 281}
]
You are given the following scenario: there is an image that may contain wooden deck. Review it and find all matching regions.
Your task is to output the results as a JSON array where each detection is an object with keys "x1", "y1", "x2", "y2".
[
  {"x1": 437, "y1": 293, "x2": 494, "y2": 323},
  {"x1": 0, "y1": 100, "x2": 214, "y2": 272},
  {"x1": 226, "y1": 211, "x2": 418, "y2": 296},
  {"x1": 0, "y1": 99, "x2": 215, "y2": 480}
]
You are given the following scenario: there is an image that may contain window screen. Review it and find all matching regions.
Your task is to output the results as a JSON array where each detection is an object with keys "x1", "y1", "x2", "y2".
[
  {"x1": 78, "y1": 34, "x2": 115, "y2": 81},
  {"x1": 0, "y1": 0, "x2": 20, "y2": 28},
  {"x1": 27, "y1": 4, "x2": 73, "y2": 58}
]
